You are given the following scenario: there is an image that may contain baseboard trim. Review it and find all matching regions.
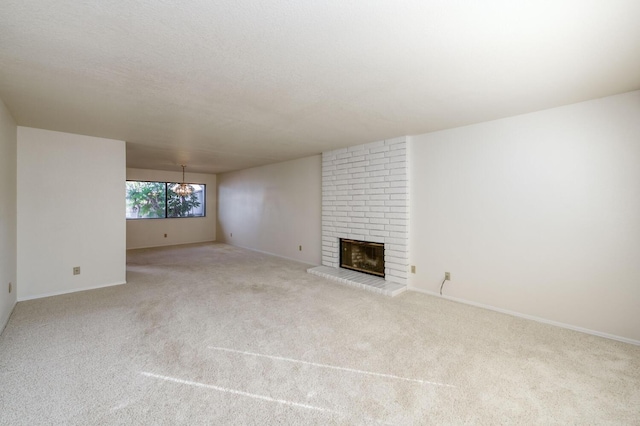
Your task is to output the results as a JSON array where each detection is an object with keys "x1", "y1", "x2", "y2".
[
  {"x1": 0, "y1": 300, "x2": 17, "y2": 336},
  {"x1": 127, "y1": 239, "x2": 216, "y2": 250},
  {"x1": 408, "y1": 286, "x2": 640, "y2": 346},
  {"x1": 17, "y1": 281, "x2": 127, "y2": 302},
  {"x1": 225, "y1": 242, "x2": 318, "y2": 267}
]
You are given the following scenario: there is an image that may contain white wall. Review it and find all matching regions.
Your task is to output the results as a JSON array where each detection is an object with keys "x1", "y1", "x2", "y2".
[
  {"x1": 17, "y1": 127, "x2": 126, "y2": 300},
  {"x1": 217, "y1": 155, "x2": 322, "y2": 265},
  {"x1": 126, "y1": 168, "x2": 217, "y2": 249},
  {"x1": 409, "y1": 91, "x2": 640, "y2": 343},
  {"x1": 0, "y1": 99, "x2": 17, "y2": 332}
]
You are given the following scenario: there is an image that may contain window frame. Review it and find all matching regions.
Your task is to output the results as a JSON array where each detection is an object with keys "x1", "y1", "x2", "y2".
[{"x1": 126, "y1": 179, "x2": 206, "y2": 220}]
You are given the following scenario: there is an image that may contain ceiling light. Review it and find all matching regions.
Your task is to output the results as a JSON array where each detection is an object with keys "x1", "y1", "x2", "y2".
[{"x1": 173, "y1": 165, "x2": 193, "y2": 197}]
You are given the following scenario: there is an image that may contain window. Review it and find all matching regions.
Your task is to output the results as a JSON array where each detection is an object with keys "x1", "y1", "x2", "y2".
[
  {"x1": 126, "y1": 181, "x2": 205, "y2": 219},
  {"x1": 167, "y1": 182, "x2": 205, "y2": 217}
]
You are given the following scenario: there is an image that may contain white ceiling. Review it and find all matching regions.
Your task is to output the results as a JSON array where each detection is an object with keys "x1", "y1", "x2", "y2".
[{"x1": 1, "y1": 1, "x2": 639, "y2": 174}]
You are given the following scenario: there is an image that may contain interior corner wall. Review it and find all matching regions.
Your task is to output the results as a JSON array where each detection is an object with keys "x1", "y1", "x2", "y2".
[
  {"x1": 17, "y1": 127, "x2": 126, "y2": 300},
  {"x1": 0, "y1": 99, "x2": 17, "y2": 332},
  {"x1": 409, "y1": 90, "x2": 640, "y2": 342},
  {"x1": 217, "y1": 155, "x2": 322, "y2": 265},
  {"x1": 126, "y1": 168, "x2": 217, "y2": 249}
]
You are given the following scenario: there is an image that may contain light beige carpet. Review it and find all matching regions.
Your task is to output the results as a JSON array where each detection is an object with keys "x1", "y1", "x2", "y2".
[{"x1": 1, "y1": 242, "x2": 638, "y2": 425}]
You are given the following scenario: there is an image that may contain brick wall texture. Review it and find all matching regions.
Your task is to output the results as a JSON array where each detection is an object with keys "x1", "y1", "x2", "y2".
[{"x1": 321, "y1": 137, "x2": 408, "y2": 285}]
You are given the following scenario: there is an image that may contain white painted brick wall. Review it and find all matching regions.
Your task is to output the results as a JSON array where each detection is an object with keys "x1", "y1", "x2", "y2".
[{"x1": 321, "y1": 136, "x2": 409, "y2": 285}]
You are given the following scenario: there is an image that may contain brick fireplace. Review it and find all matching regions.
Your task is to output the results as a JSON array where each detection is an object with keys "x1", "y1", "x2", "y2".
[{"x1": 316, "y1": 136, "x2": 409, "y2": 289}]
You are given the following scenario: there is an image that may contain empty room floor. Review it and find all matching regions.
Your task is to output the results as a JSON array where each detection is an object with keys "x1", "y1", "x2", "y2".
[{"x1": 1, "y1": 242, "x2": 639, "y2": 424}]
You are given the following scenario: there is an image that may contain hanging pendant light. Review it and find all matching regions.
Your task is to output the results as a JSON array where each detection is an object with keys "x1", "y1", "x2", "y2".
[{"x1": 173, "y1": 165, "x2": 193, "y2": 197}]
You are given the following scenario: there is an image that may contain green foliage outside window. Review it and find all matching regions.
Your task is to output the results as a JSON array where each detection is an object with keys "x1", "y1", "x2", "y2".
[
  {"x1": 126, "y1": 181, "x2": 205, "y2": 219},
  {"x1": 126, "y1": 181, "x2": 166, "y2": 218},
  {"x1": 167, "y1": 184, "x2": 202, "y2": 217}
]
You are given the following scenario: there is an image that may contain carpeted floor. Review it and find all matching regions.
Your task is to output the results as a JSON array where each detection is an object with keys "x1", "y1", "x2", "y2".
[{"x1": 1, "y1": 242, "x2": 638, "y2": 424}]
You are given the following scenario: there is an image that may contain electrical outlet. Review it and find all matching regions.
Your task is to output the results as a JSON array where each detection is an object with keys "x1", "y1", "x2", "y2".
[
  {"x1": 445, "y1": 272, "x2": 451, "y2": 281},
  {"x1": 411, "y1": 265, "x2": 416, "y2": 273},
  {"x1": 73, "y1": 266, "x2": 81, "y2": 275},
  {"x1": 299, "y1": 245, "x2": 302, "y2": 251},
  {"x1": 164, "y1": 233, "x2": 167, "y2": 238},
  {"x1": 8, "y1": 282, "x2": 11, "y2": 293},
  {"x1": 230, "y1": 232, "x2": 233, "y2": 237}
]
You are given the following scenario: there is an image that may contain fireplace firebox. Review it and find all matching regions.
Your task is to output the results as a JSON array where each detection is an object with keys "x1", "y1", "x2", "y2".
[{"x1": 340, "y1": 239, "x2": 385, "y2": 277}]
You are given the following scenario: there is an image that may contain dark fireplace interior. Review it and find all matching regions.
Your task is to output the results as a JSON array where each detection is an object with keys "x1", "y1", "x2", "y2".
[{"x1": 340, "y1": 238, "x2": 385, "y2": 277}]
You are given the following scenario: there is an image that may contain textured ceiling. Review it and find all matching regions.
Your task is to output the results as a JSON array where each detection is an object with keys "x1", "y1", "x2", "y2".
[{"x1": 1, "y1": 1, "x2": 639, "y2": 174}]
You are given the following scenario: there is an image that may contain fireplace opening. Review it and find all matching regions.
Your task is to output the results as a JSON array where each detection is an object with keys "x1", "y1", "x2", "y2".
[{"x1": 340, "y1": 239, "x2": 385, "y2": 278}]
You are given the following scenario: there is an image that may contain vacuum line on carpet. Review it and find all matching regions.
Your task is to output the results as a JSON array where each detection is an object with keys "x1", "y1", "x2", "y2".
[
  {"x1": 208, "y1": 346, "x2": 455, "y2": 388},
  {"x1": 140, "y1": 371, "x2": 338, "y2": 414}
]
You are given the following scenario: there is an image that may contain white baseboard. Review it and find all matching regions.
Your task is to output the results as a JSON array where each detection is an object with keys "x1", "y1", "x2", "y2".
[
  {"x1": 126, "y1": 239, "x2": 215, "y2": 250},
  {"x1": 225, "y1": 242, "x2": 318, "y2": 267},
  {"x1": 0, "y1": 300, "x2": 17, "y2": 336},
  {"x1": 129, "y1": 240, "x2": 318, "y2": 266},
  {"x1": 18, "y1": 281, "x2": 127, "y2": 302},
  {"x1": 408, "y1": 286, "x2": 640, "y2": 346}
]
